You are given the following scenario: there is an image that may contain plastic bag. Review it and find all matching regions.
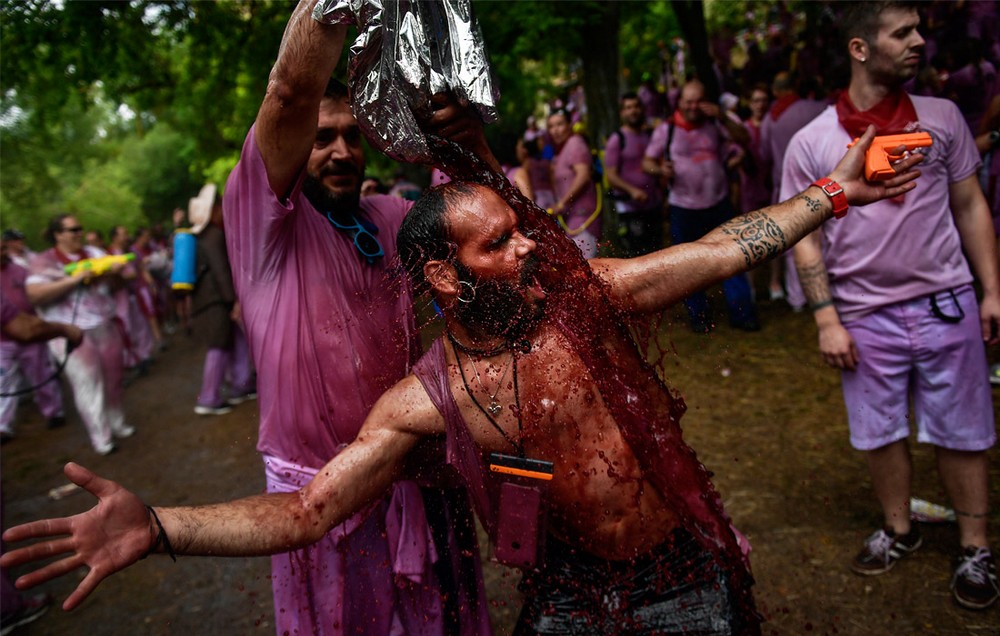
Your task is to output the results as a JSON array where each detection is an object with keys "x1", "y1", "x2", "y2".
[{"x1": 313, "y1": 0, "x2": 500, "y2": 164}]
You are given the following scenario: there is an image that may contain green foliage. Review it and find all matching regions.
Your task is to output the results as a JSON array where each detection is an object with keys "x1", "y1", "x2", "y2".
[
  {"x1": 65, "y1": 158, "x2": 145, "y2": 239},
  {"x1": 1, "y1": 0, "x2": 773, "y2": 245}
]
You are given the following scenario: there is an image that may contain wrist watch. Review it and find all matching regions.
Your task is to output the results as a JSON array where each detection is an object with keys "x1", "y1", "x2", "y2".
[
  {"x1": 811, "y1": 177, "x2": 849, "y2": 219},
  {"x1": 989, "y1": 130, "x2": 1000, "y2": 150}
]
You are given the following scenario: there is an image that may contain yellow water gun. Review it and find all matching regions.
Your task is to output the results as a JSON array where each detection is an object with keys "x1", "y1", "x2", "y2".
[{"x1": 63, "y1": 253, "x2": 135, "y2": 276}]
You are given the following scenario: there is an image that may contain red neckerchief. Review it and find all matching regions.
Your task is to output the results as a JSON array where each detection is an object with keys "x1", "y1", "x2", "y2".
[
  {"x1": 50, "y1": 247, "x2": 83, "y2": 266},
  {"x1": 768, "y1": 93, "x2": 799, "y2": 121},
  {"x1": 835, "y1": 89, "x2": 919, "y2": 137},
  {"x1": 672, "y1": 110, "x2": 699, "y2": 132}
]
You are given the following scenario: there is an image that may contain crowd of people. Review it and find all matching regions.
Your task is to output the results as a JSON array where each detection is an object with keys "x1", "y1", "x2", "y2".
[
  {"x1": 0, "y1": 200, "x2": 262, "y2": 456},
  {"x1": 0, "y1": 0, "x2": 998, "y2": 634}
]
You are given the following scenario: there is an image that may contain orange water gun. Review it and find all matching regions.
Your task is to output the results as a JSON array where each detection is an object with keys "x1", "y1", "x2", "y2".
[{"x1": 848, "y1": 132, "x2": 932, "y2": 181}]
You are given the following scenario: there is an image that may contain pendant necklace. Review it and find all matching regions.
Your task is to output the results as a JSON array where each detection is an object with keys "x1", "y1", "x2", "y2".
[
  {"x1": 449, "y1": 336, "x2": 523, "y2": 454},
  {"x1": 469, "y1": 353, "x2": 513, "y2": 415}
]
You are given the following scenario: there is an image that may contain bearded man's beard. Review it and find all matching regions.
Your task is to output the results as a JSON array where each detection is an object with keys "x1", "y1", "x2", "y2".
[
  {"x1": 302, "y1": 165, "x2": 362, "y2": 218},
  {"x1": 453, "y1": 256, "x2": 544, "y2": 342}
]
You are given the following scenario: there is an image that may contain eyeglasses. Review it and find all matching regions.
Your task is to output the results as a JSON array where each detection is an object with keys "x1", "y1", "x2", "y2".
[
  {"x1": 326, "y1": 212, "x2": 384, "y2": 264},
  {"x1": 60, "y1": 226, "x2": 84, "y2": 234}
]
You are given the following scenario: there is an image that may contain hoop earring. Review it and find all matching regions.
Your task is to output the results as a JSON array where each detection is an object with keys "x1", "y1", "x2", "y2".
[{"x1": 457, "y1": 280, "x2": 476, "y2": 304}]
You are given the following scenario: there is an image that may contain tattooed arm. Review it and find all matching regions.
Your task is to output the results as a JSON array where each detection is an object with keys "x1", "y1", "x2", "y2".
[{"x1": 594, "y1": 126, "x2": 923, "y2": 314}]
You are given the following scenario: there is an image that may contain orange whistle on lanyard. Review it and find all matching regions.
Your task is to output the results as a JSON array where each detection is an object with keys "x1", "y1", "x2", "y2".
[{"x1": 848, "y1": 132, "x2": 933, "y2": 181}]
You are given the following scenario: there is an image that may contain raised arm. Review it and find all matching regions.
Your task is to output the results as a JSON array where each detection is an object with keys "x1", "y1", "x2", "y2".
[
  {"x1": 256, "y1": 0, "x2": 347, "y2": 199},
  {"x1": 0, "y1": 375, "x2": 442, "y2": 611},
  {"x1": 591, "y1": 126, "x2": 922, "y2": 314}
]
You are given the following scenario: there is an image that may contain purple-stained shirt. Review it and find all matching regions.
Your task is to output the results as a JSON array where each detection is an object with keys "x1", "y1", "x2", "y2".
[
  {"x1": 645, "y1": 120, "x2": 729, "y2": 209},
  {"x1": 603, "y1": 127, "x2": 662, "y2": 213},
  {"x1": 26, "y1": 247, "x2": 116, "y2": 330},
  {"x1": 1, "y1": 262, "x2": 33, "y2": 314},
  {"x1": 759, "y1": 98, "x2": 829, "y2": 204},
  {"x1": 550, "y1": 134, "x2": 598, "y2": 223},
  {"x1": 0, "y1": 291, "x2": 17, "y2": 330},
  {"x1": 223, "y1": 125, "x2": 419, "y2": 469},
  {"x1": 782, "y1": 96, "x2": 980, "y2": 321}
]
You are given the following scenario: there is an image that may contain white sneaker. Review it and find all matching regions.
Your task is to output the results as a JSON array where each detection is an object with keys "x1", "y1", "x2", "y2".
[
  {"x1": 94, "y1": 441, "x2": 117, "y2": 456},
  {"x1": 113, "y1": 425, "x2": 136, "y2": 438},
  {"x1": 194, "y1": 404, "x2": 233, "y2": 416}
]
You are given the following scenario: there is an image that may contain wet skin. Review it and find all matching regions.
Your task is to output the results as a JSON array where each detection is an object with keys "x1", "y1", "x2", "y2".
[
  {"x1": 437, "y1": 187, "x2": 677, "y2": 560},
  {"x1": 444, "y1": 324, "x2": 678, "y2": 561}
]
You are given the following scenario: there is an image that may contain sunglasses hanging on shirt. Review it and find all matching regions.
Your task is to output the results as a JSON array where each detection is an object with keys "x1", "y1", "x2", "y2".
[{"x1": 325, "y1": 211, "x2": 384, "y2": 265}]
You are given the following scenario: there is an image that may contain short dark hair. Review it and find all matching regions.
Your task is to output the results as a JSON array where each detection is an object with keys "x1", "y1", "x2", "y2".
[
  {"x1": 840, "y1": 1, "x2": 921, "y2": 48},
  {"x1": 620, "y1": 92, "x2": 639, "y2": 104},
  {"x1": 323, "y1": 78, "x2": 350, "y2": 102},
  {"x1": 397, "y1": 181, "x2": 482, "y2": 294},
  {"x1": 43, "y1": 214, "x2": 74, "y2": 245}
]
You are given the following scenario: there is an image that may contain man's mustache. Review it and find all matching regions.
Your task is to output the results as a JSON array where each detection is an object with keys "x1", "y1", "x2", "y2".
[{"x1": 319, "y1": 162, "x2": 359, "y2": 178}]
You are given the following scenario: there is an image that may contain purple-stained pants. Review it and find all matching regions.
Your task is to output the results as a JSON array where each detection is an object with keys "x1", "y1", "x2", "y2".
[
  {"x1": 116, "y1": 291, "x2": 155, "y2": 368},
  {"x1": 196, "y1": 325, "x2": 254, "y2": 408},
  {"x1": 264, "y1": 456, "x2": 461, "y2": 636},
  {"x1": 0, "y1": 340, "x2": 63, "y2": 433},
  {"x1": 48, "y1": 322, "x2": 129, "y2": 452}
]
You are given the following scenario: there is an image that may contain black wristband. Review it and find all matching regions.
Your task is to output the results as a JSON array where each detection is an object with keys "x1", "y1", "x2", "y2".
[
  {"x1": 141, "y1": 505, "x2": 177, "y2": 562},
  {"x1": 810, "y1": 300, "x2": 834, "y2": 312}
]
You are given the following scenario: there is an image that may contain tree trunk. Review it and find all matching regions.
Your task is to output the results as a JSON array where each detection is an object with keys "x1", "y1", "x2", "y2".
[
  {"x1": 578, "y1": 1, "x2": 621, "y2": 145},
  {"x1": 671, "y1": 0, "x2": 720, "y2": 100}
]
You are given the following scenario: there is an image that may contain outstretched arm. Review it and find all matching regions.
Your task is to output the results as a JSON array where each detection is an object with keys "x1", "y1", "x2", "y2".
[
  {"x1": 0, "y1": 376, "x2": 441, "y2": 611},
  {"x1": 256, "y1": 0, "x2": 347, "y2": 199},
  {"x1": 591, "y1": 126, "x2": 922, "y2": 314}
]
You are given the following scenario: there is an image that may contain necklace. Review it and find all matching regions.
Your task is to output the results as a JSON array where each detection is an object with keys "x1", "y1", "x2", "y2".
[
  {"x1": 446, "y1": 330, "x2": 508, "y2": 358},
  {"x1": 468, "y1": 353, "x2": 513, "y2": 415},
  {"x1": 450, "y1": 338, "x2": 523, "y2": 455}
]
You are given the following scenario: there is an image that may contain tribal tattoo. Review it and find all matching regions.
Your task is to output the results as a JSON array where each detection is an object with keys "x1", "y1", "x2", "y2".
[{"x1": 720, "y1": 210, "x2": 787, "y2": 268}]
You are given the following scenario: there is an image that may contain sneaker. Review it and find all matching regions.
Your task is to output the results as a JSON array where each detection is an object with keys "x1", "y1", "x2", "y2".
[
  {"x1": 1, "y1": 593, "x2": 52, "y2": 635},
  {"x1": 113, "y1": 424, "x2": 136, "y2": 439},
  {"x1": 94, "y1": 441, "x2": 117, "y2": 456},
  {"x1": 194, "y1": 403, "x2": 233, "y2": 416},
  {"x1": 850, "y1": 527, "x2": 922, "y2": 575},
  {"x1": 952, "y1": 546, "x2": 999, "y2": 609},
  {"x1": 226, "y1": 391, "x2": 257, "y2": 405},
  {"x1": 990, "y1": 364, "x2": 1000, "y2": 386}
]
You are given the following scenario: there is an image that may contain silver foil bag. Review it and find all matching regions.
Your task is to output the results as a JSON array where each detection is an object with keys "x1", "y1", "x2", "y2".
[{"x1": 313, "y1": 0, "x2": 499, "y2": 164}]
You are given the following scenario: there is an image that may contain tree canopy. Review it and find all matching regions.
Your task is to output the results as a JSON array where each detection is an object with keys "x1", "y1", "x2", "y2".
[{"x1": 1, "y1": 0, "x2": 792, "y2": 248}]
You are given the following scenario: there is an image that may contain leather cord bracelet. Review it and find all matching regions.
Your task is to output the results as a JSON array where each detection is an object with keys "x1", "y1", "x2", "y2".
[{"x1": 141, "y1": 505, "x2": 177, "y2": 562}]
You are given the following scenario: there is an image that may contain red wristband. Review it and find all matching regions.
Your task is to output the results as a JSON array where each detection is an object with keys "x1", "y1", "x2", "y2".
[{"x1": 811, "y1": 177, "x2": 848, "y2": 219}]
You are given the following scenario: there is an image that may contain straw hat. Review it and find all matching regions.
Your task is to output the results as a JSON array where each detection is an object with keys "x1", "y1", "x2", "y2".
[{"x1": 188, "y1": 183, "x2": 218, "y2": 235}]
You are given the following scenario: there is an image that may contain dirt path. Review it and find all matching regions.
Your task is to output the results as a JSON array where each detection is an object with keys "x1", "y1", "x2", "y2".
[{"x1": 2, "y1": 296, "x2": 997, "y2": 635}]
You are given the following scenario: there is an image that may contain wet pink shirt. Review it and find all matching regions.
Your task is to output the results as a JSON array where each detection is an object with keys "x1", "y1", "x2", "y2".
[
  {"x1": 645, "y1": 120, "x2": 729, "y2": 209},
  {"x1": 781, "y1": 97, "x2": 979, "y2": 321},
  {"x1": 603, "y1": 127, "x2": 662, "y2": 212},
  {"x1": 224, "y1": 125, "x2": 419, "y2": 468},
  {"x1": 26, "y1": 247, "x2": 116, "y2": 330},
  {"x1": 550, "y1": 134, "x2": 598, "y2": 223}
]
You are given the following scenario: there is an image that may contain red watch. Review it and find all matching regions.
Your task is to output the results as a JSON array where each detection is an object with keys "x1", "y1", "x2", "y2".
[{"x1": 811, "y1": 177, "x2": 848, "y2": 219}]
